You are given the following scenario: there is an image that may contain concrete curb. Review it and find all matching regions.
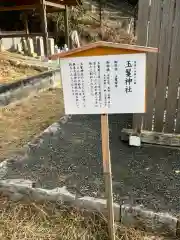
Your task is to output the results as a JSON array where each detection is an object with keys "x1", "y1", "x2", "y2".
[
  {"x1": 25, "y1": 115, "x2": 71, "y2": 155},
  {"x1": 0, "y1": 118, "x2": 178, "y2": 237},
  {"x1": 7, "y1": 58, "x2": 49, "y2": 72},
  {"x1": 0, "y1": 178, "x2": 177, "y2": 237}
]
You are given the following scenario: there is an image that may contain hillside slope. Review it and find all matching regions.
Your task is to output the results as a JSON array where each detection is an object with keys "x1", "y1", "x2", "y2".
[{"x1": 78, "y1": 0, "x2": 137, "y2": 44}]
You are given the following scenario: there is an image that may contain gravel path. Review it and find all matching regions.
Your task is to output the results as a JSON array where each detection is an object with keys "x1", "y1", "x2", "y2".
[{"x1": 4, "y1": 114, "x2": 180, "y2": 215}]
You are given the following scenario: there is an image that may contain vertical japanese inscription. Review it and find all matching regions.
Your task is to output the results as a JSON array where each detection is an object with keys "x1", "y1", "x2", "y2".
[
  {"x1": 125, "y1": 60, "x2": 133, "y2": 94},
  {"x1": 69, "y1": 61, "x2": 86, "y2": 108},
  {"x1": 88, "y1": 60, "x2": 102, "y2": 108},
  {"x1": 134, "y1": 61, "x2": 137, "y2": 84},
  {"x1": 93, "y1": 62, "x2": 98, "y2": 107},
  {"x1": 89, "y1": 62, "x2": 94, "y2": 97},
  {"x1": 97, "y1": 61, "x2": 102, "y2": 107},
  {"x1": 103, "y1": 60, "x2": 111, "y2": 108},
  {"x1": 124, "y1": 60, "x2": 137, "y2": 93},
  {"x1": 114, "y1": 60, "x2": 119, "y2": 88}
]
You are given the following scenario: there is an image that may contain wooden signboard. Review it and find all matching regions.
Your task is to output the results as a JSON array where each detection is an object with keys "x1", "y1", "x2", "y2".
[
  {"x1": 51, "y1": 41, "x2": 158, "y2": 240},
  {"x1": 60, "y1": 54, "x2": 147, "y2": 114}
]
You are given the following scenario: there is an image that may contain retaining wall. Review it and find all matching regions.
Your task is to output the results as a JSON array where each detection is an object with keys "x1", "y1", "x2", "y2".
[{"x1": 0, "y1": 69, "x2": 61, "y2": 106}]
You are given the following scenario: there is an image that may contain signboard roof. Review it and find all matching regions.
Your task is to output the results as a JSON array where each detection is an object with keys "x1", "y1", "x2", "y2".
[{"x1": 50, "y1": 41, "x2": 158, "y2": 60}]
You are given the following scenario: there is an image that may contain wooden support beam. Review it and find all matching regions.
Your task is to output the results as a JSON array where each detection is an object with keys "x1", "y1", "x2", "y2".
[
  {"x1": 0, "y1": 33, "x2": 44, "y2": 38},
  {"x1": 0, "y1": 32, "x2": 59, "y2": 39},
  {"x1": 24, "y1": 16, "x2": 29, "y2": 35},
  {"x1": 64, "y1": 5, "x2": 70, "y2": 48},
  {"x1": 0, "y1": 4, "x2": 37, "y2": 12},
  {"x1": 44, "y1": 1, "x2": 65, "y2": 9},
  {"x1": 21, "y1": 13, "x2": 29, "y2": 39},
  {"x1": 40, "y1": 0, "x2": 48, "y2": 56},
  {"x1": 121, "y1": 128, "x2": 180, "y2": 147}
]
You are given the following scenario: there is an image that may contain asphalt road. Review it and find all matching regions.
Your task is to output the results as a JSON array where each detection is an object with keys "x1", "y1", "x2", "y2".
[{"x1": 4, "y1": 114, "x2": 180, "y2": 215}]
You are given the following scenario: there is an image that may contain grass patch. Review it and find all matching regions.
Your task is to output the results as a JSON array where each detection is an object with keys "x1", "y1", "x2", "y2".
[
  {"x1": 0, "y1": 59, "x2": 42, "y2": 84},
  {"x1": 0, "y1": 89, "x2": 64, "y2": 161},
  {"x1": 0, "y1": 198, "x2": 163, "y2": 240}
]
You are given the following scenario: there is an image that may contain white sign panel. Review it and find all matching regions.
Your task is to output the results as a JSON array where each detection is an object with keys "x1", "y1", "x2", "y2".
[{"x1": 60, "y1": 54, "x2": 146, "y2": 114}]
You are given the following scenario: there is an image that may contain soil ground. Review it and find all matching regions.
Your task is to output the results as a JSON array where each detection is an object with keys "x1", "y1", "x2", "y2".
[
  {"x1": 0, "y1": 59, "x2": 41, "y2": 84},
  {"x1": 0, "y1": 89, "x2": 64, "y2": 161},
  {"x1": 0, "y1": 51, "x2": 58, "y2": 85}
]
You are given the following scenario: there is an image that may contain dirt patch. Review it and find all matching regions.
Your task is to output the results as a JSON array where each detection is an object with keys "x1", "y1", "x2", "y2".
[
  {"x1": 0, "y1": 89, "x2": 64, "y2": 161},
  {"x1": 0, "y1": 59, "x2": 42, "y2": 84}
]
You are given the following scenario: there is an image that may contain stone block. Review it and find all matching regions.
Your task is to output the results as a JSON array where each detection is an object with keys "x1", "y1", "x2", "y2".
[
  {"x1": 76, "y1": 196, "x2": 120, "y2": 221},
  {"x1": 30, "y1": 187, "x2": 76, "y2": 203},
  {"x1": 32, "y1": 37, "x2": 38, "y2": 53},
  {"x1": 0, "y1": 179, "x2": 75, "y2": 205},
  {"x1": 43, "y1": 122, "x2": 61, "y2": 134},
  {"x1": 21, "y1": 38, "x2": 28, "y2": 54},
  {"x1": 121, "y1": 204, "x2": 177, "y2": 237},
  {"x1": 0, "y1": 39, "x2": 5, "y2": 52},
  {"x1": 48, "y1": 38, "x2": 55, "y2": 56},
  {"x1": 0, "y1": 160, "x2": 8, "y2": 179},
  {"x1": 27, "y1": 38, "x2": 34, "y2": 56},
  {"x1": 17, "y1": 43, "x2": 23, "y2": 53},
  {"x1": 0, "y1": 179, "x2": 33, "y2": 188},
  {"x1": 52, "y1": 70, "x2": 62, "y2": 88},
  {"x1": 37, "y1": 37, "x2": 44, "y2": 57}
]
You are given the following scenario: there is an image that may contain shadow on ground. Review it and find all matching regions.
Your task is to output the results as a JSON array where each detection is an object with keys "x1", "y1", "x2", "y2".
[{"x1": 4, "y1": 114, "x2": 180, "y2": 215}]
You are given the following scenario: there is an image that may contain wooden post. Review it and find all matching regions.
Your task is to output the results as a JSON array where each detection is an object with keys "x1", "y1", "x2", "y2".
[
  {"x1": 101, "y1": 114, "x2": 115, "y2": 240},
  {"x1": 40, "y1": 0, "x2": 48, "y2": 56},
  {"x1": 99, "y1": 0, "x2": 103, "y2": 39},
  {"x1": 64, "y1": 5, "x2": 70, "y2": 48},
  {"x1": 24, "y1": 13, "x2": 29, "y2": 35},
  {"x1": 99, "y1": 0, "x2": 106, "y2": 40},
  {"x1": 22, "y1": 13, "x2": 29, "y2": 44}
]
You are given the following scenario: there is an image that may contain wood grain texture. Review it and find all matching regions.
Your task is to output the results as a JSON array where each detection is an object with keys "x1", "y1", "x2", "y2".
[
  {"x1": 101, "y1": 114, "x2": 116, "y2": 240},
  {"x1": 44, "y1": 0, "x2": 65, "y2": 8},
  {"x1": 0, "y1": 4, "x2": 38, "y2": 11},
  {"x1": 101, "y1": 114, "x2": 110, "y2": 173},
  {"x1": 143, "y1": 0, "x2": 162, "y2": 131},
  {"x1": 165, "y1": 0, "x2": 180, "y2": 133},
  {"x1": 64, "y1": 5, "x2": 70, "y2": 48},
  {"x1": 0, "y1": 33, "x2": 44, "y2": 38},
  {"x1": 121, "y1": 128, "x2": 180, "y2": 146},
  {"x1": 40, "y1": 0, "x2": 49, "y2": 56},
  {"x1": 154, "y1": 0, "x2": 176, "y2": 132},
  {"x1": 0, "y1": 0, "x2": 81, "y2": 7},
  {"x1": 133, "y1": 0, "x2": 150, "y2": 130},
  {"x1": 137, "y1": 0, "x2": 150, "y2": 45}
]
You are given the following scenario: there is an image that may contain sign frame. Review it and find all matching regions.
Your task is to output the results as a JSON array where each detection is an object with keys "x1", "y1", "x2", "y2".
[
  {"x1": 52, "y1": 41, "x2": 158, "y2": 240},
  {"x1": 60, "y1": 53, "x2": 146, "y2": 115}
]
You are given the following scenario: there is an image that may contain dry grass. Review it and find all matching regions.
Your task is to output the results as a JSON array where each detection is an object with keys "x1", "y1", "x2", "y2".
[
  {"x1": 0, "y1": 89, "x2": 64, "y2": 161},
  {"x1": 0, "y1": 59, "x2": 41, "y2": 84},
  {"x1": 0, "y1": 198, "x2": 162, "y2": 240}
]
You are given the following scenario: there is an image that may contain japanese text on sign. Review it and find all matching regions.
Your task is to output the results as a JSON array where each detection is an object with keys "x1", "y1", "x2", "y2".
[{"x1": 60, "y1": 54, "x2": 146, "y2": 114}]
